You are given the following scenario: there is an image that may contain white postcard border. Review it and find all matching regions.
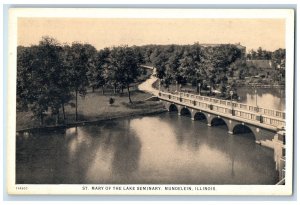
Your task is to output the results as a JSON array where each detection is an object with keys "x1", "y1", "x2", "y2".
[{"x1": 6, "y1": 8, "x2": 295, "y2": 195}]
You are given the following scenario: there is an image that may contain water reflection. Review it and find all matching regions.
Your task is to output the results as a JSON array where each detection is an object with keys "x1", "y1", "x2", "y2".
[
  {"x1": 16, "y1": 113, "x2": 277, "y2": 184},
  {"x1": 237, "y1": 87, "x2": 285, "y2": 111},
  {"x1": 110, "y1": 120, "x2": 141, "y2": 183}
]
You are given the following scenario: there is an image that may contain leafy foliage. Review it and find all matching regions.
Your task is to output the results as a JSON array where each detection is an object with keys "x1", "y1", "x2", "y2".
[
  {"x1": 17, "y1": 37, "x2": 285, "y2": 125},
  {"x1": 139, "y1": 43, "x2": 242, "y2": 94},
  {"x1": 17, "y1": 38, "x2": 144, "y2": 123}
]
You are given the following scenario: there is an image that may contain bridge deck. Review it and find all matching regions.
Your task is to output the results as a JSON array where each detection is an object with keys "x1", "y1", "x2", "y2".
[
  {"x1": 158, "y1": 91, "x2": 285, "y2": 131},
  {"x1": 176, "y1": 92, "x2": 285, "y2": 119}
]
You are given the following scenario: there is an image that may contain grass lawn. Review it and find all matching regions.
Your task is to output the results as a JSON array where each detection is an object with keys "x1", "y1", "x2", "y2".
[{"x1": 16, "y1": 90, "x2": 165, "y2": 131}]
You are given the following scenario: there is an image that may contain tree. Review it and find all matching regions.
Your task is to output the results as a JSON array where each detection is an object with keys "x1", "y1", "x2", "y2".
[
  {"x1": 178, "y1": 44, "x2": 205, "y2": 86},
  {"x1": 66, "y1": 42, "x2": 97, "y2": 121},
  {"x1": 149, "y1": 47, "x2": 167, "y2": 80},
  {"x1": 257, "y1": 47, "x2": 263, "y2": 59},
  {"x1": 104, "y1": 48, "x2": 124, "y2": 94},
  {"x1": 108, "y1": 46, "x2": 142, "y2": 103},
  {"x1": 17, "y1": 36, "x2": 71, "y2": 125},
  {"x1": 272, "y1": 48, "x2": 285, "y2": 68},
  {"x1": 124, "y1": 46, "x2": 141, "y2": 102},
  {"x1": 17, "y1": 46, "x2": 37, "y2": 112},
  {"x1": 37, "y1": 37, "x2": 73, "y2": 124},
  {"x1": 17, "y1": 44, "x2": 49, "y2": 125},
  {"x1": 88, "y1": 48, "x2": 110, "y2": 93}
]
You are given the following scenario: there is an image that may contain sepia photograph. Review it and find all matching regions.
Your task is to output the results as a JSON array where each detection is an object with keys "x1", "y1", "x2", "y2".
[{"x1": 6, "y1": 8, "x2": 294, "y2": 195}]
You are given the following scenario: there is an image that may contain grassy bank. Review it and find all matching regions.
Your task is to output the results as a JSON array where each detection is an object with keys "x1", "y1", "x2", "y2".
[{"x1": 16, "y1": 90, "x2": 166, "y2": 131}]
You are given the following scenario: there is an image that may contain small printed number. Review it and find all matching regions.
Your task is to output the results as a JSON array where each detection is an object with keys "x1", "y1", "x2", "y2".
[{"x1": 16, "y1": 186, "x2": 28, "y2": 190}]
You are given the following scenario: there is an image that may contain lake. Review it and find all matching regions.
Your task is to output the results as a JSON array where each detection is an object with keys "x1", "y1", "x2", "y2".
[{"x1": 16, "y1": 112, "x2": 278, "y2": 184}]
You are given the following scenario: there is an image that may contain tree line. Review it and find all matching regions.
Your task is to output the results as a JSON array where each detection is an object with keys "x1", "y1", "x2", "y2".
[
  {"x1": 17, "y1": 40, "x2": 245, "y2": 125},
  {"x1": 138, "y1": 43, "x2": 243, "y2": 97},
  {"x1": 17, "y1": 37, "x2": 285, "y2": 126},
  {"x1": 246, "y1": 47, "x2": 285, "y2": 62},
  {"x1": 17, "y1": 37, "x2": 144, "y2": 125},
  {"x1": 138, "y1": 44, "x2": 285, "y2": 91}
]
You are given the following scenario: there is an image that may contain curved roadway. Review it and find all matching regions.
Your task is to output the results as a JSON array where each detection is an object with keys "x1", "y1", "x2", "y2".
[{"x1": 138, "y1": 65, "x2": 159, "y2": 96}]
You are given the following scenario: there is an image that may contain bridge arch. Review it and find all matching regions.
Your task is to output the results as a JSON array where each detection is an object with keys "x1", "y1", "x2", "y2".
[
  {"x1": 232, "y1": 124, "x2": 256, "y2": 140},
  {"x1": 180, "y1": 107, "x2": 192, "y2": 118},
  {"x1": 210, "y1": 117, "x2": 229, "y2": 130},
  {"x1": 168, "y1": 104, "x2": 178, "y2": 112},
  {"x1": 193, "y1": 112, "x2": 208, "y2": 123}
]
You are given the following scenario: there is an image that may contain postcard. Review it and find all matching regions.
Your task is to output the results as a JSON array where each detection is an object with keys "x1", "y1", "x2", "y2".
[{"x1": 6, "y1": 8, "x2": 294, "y2": 195}]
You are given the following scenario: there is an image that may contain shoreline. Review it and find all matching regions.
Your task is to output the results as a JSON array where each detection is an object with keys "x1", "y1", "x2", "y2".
[
  {"x1": 16, "y1": 108, "x2": 167, "y2": 133},
  {"x1": 236, "y1": 83, "x2": 285, "y2": 88}
]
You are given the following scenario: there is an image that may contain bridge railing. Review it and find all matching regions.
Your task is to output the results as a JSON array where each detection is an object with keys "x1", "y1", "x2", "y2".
[
  {"x1": 159, "y1": 91, "x2": 285, "y2": 128},
  {"x1": 177, "y1": 92, "x2": 285, "y2": 119}
]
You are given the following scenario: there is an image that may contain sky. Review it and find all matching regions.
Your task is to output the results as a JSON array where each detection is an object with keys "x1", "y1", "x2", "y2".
[{"x1": 18, "y1": 18, "x2": 285, "y2": 52}]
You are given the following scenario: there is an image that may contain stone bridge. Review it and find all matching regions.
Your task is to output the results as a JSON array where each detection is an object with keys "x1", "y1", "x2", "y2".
[{"x1": 159, "y1": 91, "x2": 285, "y2": 144}]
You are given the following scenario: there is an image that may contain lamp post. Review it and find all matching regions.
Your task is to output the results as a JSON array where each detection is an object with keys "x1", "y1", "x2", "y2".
[
  {"x1": 198, "y1": 83, "x2": 201, "y2": 95},
  {"x1": 255, "y1": 88, "x2": 258, "y2": 111},
  {"x1": 230, "y1": 91, "x2": 234, "y2": 115}
]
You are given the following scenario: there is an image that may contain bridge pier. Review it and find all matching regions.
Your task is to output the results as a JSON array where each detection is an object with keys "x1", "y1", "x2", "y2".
[
  {"x1": 190, "y1": 109, "x2": 195, "y2": 120},
  {"x1": 163, "y1": 101, "x2": 171, "y2": 111},
  {"x1": 227, "y1": 120, "x2": 234, "y2": 134},
  {"x1": 177, "y1": 105, "x2": 182, "y2": 116},
  {"x1": 206, "y1": 114, "x2": 212, "y2": 126}
]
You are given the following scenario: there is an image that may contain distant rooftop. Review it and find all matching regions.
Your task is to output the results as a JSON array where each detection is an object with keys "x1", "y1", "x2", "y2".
[
  {"x1": 246, "y1": 60, "x2": 273, "y2": 69},
  {"x1": 198, "y1": 43, "x2": 246, "y2": 49}
]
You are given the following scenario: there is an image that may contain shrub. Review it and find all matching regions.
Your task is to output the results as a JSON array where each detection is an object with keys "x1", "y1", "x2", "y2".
[{"x1": 109, "y1": 97, "x2": 115, "y2": 105}]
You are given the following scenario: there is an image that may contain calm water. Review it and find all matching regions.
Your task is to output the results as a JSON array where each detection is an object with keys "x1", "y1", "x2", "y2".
[
  {"x1": 16, "y1": 112, "x2": 278, "y2": 184},
  {"x1": 237, "y1": 87, "x2": 285, "y2": 111}
]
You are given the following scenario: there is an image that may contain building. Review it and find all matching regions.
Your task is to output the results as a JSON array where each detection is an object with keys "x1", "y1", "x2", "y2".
[{"x1": 198, "y1": 43, "x2": 246, "y2": 59}]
